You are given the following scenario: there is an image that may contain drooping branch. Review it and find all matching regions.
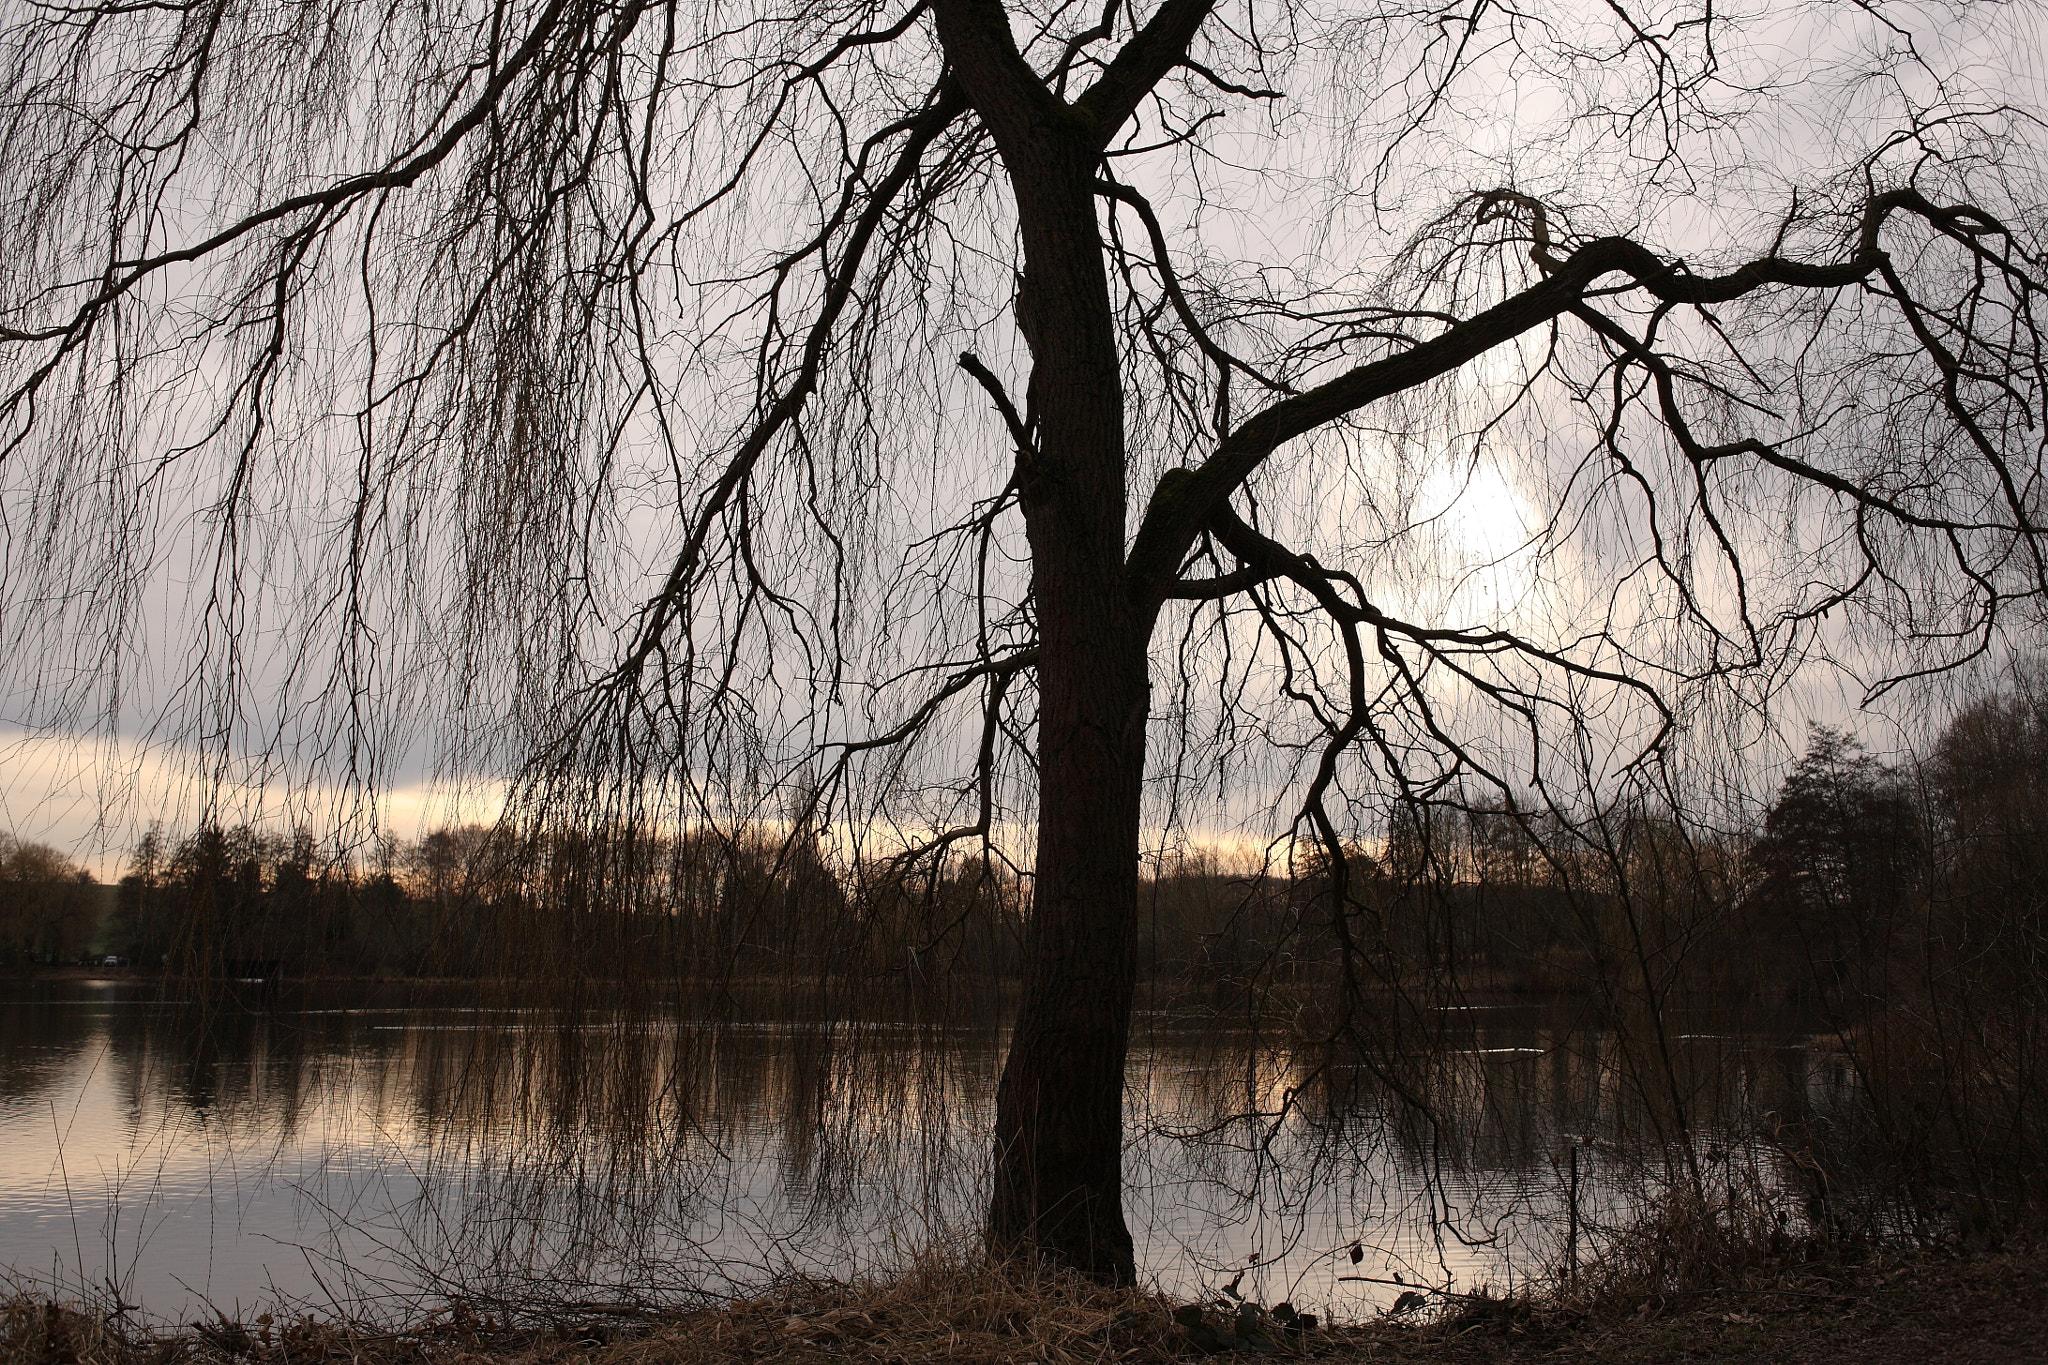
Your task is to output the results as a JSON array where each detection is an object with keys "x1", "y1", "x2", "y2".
[
  {"x1": 878, "y1": 648, "x2": 1036, "y2": 869},
  {"x1": 832, "y1": 646, "x2": 1040, "y2": 762},
  {"x1": 1567, "y1": 301, "x2": 2036, "y2": 539},
  {"x1": 600, "y1": 77, "x2": 971, "y2": 692},
  {"x1": 1202, "y1": 500, "x2": 1675, "y2": 746},
  {"x1": 0, "y1": 0, "x2": 587, "y2": 438},
  {"x1": 1096, "y1": 175, "x2": 1292, "y2": 432}
]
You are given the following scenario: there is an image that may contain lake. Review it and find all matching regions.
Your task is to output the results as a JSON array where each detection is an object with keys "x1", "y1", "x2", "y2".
[{"x1": 0, "y1": 978, "x2": 1850, "y2": 1323}]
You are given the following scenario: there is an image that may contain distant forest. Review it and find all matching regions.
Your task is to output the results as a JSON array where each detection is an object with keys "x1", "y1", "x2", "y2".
[
  {"x1": 4, "y1": 678, "x2": 2042, "y2": 1011},
  {"x1": 0, "y1": 834, "x2": 103, "y2": 966}
]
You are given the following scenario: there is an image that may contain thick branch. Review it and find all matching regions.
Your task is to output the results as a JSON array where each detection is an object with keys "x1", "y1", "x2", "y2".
[
  {"x1": 929, "y1": 0, "x2": 1075, "y2": 151},
  {"x1": 1071, "y1": 0, "x2": 1219, "y2": 145},
  {"x1": 958, "y1": 351, "x2": 1037, "y2": 460},
  {"x1": 932, "y1": 0, "x2": 1220, "y2": 155},
  {"x1": 1162, "y1": 564, "x2": 1277, "y2": 599},
  {"x1": 1126, "y1": 187, "x2": 2011, "y2": 609}
]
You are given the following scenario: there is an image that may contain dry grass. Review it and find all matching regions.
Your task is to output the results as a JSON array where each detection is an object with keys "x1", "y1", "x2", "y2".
[
  {"x1": 1553, "y1": 1186, "x2": 1824, "y2": 1319},
  {"x1": 2, "y1": 1249, "x2": 1341, "y2": 1365},
  {"x1": 11, "y1": 1235, "x2": 2047, "y2": 1365},
  {"x1": 4, "y1": 1296, "x2": 140, "y2": 1365},
  {"x1": 1388, "y1": 1241, "x2": 2048, "y2": 1364},
  {"x1": 590, "y1": 1254, "x2": 1191, "y2": 1365}
]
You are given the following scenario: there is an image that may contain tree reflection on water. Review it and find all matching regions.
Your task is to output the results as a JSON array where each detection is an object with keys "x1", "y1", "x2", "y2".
[{"x1": 0, "y1": 980, "x2": 1853, "y2": 1322}]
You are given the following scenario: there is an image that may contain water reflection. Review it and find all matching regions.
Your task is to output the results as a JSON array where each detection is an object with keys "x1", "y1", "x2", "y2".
[{"x1": 0, "y1": 981, "x2": 1854, "y2": 1322}]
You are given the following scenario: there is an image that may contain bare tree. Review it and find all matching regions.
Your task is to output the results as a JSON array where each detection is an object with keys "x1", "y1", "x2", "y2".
[{"x1": 3, "y1": 0, "x2": 2046, "y2": 1281}]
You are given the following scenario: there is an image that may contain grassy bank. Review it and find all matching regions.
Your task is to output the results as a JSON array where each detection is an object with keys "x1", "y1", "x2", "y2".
[{"x1": 9, "y1": 1241, "x2": 2045, "y2": 1365}]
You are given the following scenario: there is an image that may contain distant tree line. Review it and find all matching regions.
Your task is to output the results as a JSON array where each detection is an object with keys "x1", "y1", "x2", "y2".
[
  {"x1": 1370, "y1": 690, "x2": 2038, "y2": 1021},
  {"x1": 4, "y1": 677, "x2": 2032, "y2": 1015},
  {"x1": 1142, "y1": 689, "x2": 2031, "y2": 1022},
  {"x1": 100, "y1": 818, "x2": 1012, "y2": 983}
]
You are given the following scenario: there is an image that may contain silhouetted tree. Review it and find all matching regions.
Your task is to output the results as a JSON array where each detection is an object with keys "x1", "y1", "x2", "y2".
[
  {"x1": 1925, "y1": 679, "x2": 2048, "y2": 968},
  {"x1": 1750, "y1": 727, "x2": 1923, "y2": 1010},
  {"x1": 6, "y1": 0, "x2": 2048, "y2": 1278}
]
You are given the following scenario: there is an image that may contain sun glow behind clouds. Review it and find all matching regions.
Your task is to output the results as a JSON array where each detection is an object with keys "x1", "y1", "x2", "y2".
[
  {"x1": 1417, "y1": 458, "x2": 1539, "y2": 595},
  {"x1": 1359, "y1": 451, "x2": 1547, "y2": 630}
]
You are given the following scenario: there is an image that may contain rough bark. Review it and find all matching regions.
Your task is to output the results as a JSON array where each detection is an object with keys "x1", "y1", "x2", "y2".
[
  {"x1": 988, "y1": 156, "x2": 1150, "y2": 1284},
  {"x1": 931, "y1": 0, "x2": 1155, "y2": 1282},
  {"x1": 987, "y1": 616, "x2": 1148, "y2": 1283}
]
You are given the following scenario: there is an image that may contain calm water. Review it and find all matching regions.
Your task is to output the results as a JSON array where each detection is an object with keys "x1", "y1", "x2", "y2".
[{"x1": 0, "y1": 979, "x2": 1849, "y2": 1322}]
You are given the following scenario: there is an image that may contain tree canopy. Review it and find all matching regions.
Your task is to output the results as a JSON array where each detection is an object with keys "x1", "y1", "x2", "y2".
[{"x1": 0, "y1": 835, "x2": 98, "y2": 965}]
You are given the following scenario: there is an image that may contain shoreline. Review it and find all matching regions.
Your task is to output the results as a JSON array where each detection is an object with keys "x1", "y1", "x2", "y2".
[
  {"x1": 1, "y1": 966, "x2": 1831, "y2": 1012},
  {"x1": 8, "y1": 1244, "x2": 2043, "y2": 1365}
]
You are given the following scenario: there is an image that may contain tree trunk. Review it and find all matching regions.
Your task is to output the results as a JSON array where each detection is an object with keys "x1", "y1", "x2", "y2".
[
  {"x1": 978, "y1": 113, "x2": 1150, "y2": 1282},
  {"x1": 988, "y1": 615, "x2": 1148, "y2": 1282}
]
